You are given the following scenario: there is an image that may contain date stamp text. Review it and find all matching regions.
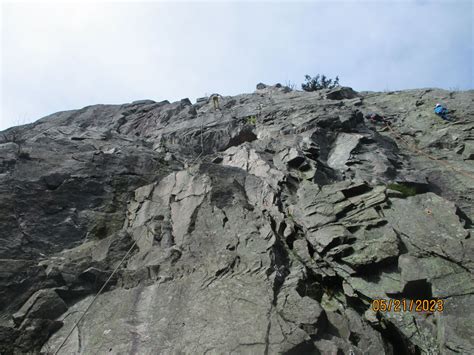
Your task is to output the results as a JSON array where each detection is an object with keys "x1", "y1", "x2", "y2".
[{"x1": 371, "y1": 299, "x2": 444, "y2": 313}]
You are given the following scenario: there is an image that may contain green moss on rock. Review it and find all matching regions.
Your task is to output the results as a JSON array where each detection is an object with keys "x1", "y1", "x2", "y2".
[{"x1": 386, "y1": 183, "x2": 417, "y2": 197}]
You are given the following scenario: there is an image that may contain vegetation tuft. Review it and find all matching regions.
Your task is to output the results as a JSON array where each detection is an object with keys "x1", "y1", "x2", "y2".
[
  {"x1": 246, "y1": 115, "x2": 257, "y2": 125},
  {"x1": 387, "y1": 183, "x2": 417, "y2": 197},
  {"x1": 301, "y1": 74, "x2": 340, "y2": 92}
]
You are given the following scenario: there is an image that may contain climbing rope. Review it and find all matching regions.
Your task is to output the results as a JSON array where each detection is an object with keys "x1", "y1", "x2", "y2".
[
  {"x1": 383, "y1": 122, "x2": 474, "y2": 180},
  {"x1": 53, "y1": 233, "x2": 144, "y2": 354},
  {"x1": 200, "y1": 111, "x2": 205, "y2": 155}
]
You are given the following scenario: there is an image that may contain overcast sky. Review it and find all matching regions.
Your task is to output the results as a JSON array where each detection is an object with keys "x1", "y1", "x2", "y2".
[{"x1": 1, "y1": 0, "x2": 472, "y2": 130}]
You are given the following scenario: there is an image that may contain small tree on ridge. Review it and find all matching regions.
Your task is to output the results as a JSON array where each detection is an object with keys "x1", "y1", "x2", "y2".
[{"x1": 301, "y1": 74, "x2": 340, "y2": 92}]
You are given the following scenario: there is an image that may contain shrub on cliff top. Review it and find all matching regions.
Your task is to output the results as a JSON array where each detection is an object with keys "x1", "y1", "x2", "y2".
[{"x1": 302, "y1": 74, "x2": 340, "y2": 92}]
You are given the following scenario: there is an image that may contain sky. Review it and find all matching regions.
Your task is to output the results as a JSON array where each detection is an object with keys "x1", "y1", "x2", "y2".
[{"x1": 0, "y1": 0, "x2": 472, "y2": 130}]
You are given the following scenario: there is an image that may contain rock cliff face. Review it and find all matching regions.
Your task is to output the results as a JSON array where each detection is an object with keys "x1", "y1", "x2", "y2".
[{"x1": 0, "y1": 85, "x2": 473, "y2": 354}]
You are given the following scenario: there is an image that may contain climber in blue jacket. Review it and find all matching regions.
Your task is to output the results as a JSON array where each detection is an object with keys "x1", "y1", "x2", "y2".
[{"x1": 434, "y1": 103, "x2": 450, "y2": 121}]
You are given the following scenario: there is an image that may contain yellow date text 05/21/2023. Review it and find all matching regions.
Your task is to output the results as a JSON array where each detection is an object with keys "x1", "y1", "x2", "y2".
[{"x1": 371, "y1": 299, "x2": 445, "y2": 313}]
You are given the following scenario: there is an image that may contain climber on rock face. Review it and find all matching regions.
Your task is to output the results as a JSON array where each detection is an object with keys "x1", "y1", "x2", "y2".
[
  {"x1": 434, "y1": 103, "x2": 450, "y2": 121},
  {"x1": 365, "y1": 112, "x2": 391, "y2": 125},
  {"x1": 210, "y1": 94, "x2": 221, "y2": 111}
]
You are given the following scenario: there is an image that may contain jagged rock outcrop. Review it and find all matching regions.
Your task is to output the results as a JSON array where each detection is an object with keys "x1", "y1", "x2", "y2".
[{"x1": 0, "y1": 84, "x2": 473, "y2": 354}]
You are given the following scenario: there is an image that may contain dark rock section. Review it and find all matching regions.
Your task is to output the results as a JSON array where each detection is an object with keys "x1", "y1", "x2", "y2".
[
  {"x1": 0, "y1": 86, "x2": 473, "y2": 354},
  {"x1": 326, "y1": 86, "x2": 359, "y2": 100}
]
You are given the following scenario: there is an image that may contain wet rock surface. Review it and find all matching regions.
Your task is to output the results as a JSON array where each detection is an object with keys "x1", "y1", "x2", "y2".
[{"x1": 0, "y1": 85, "x2": 473, "y2": 354}]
